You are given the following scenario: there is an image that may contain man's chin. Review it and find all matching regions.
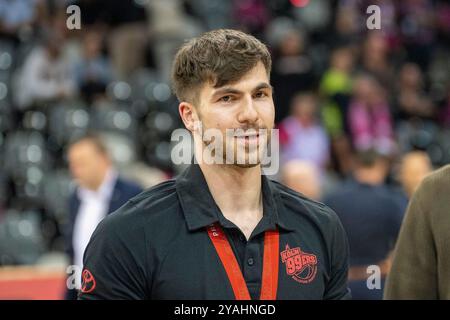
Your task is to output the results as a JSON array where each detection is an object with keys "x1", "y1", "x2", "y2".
[{"x1": 223, "y1": 154, "x2": 262, "y2": 168}]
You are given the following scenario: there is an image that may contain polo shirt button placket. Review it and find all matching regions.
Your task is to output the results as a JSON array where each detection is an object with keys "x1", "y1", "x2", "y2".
[{"x1": 247, "y1": 258, "x2": 254, "y2": 266}]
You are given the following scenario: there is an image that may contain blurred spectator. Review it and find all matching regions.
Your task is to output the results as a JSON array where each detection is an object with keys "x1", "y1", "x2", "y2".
[
  {"x1": 436, "y1": 0, "x2": 450, "y2": 47},
  {"x1": 281, "y1": 160, "x2": 321, "y2": 201},
  {"x1": 232, "y1": 0, "x2": 270, "y2": 38},
  {"x1": 331, "y1": 4, "x2": 360, "y2": 46},
  {"x1": 73, "y1": 0, "x2": 149, "y2": 79},
  {"x1": 375, "y1": 0, "x2": 399, "y2": 50},
  {"x1": 397, "y1": 0, "x2": 436, "y2": 70},
  {"x1": 324, "y1": 150, "x2": 405, "y2": 300},
  {"x1": 146, "y1": 0, "x2": 202, "y2": 82},
  {"x1": 103, "y1": 0, "x2": 149, "y2": 79},
  {"x1": 64, "y1": 133, "x2": 142, "y2": 299},
  {"x1": 359, "y1": 32, "x2": 395, "y2": 89},
  {"x1": 320, "y1": 45, "x2": 354, "y2": 138},
  {"x1": 74, "y1": 29, "x2": 112, "y2": 104},
  {"x1": 398, "y1": 151, "x2": 432, "y2": 200},
  {"x1": 0, "y1": 0, "x2": 40, "y2": 42},
  {"x1": 394, "y1": 63, "x2": 435, "y2": 122},
  {"x1": 16, "y1": 29, "x2": 77, "y2": 108},
  {"x1": 291, "y1": 0, "x2": 332, "y2": 35},
  {"x1": 320, "y1": 45, "x2": 355, "y2": 175},
  {"x1": 348, "y1": 74, "x2": 396, "y2": 156},
  {"x1": 271, "y1": 27, "x2": 315, "y2": 123},
  {"x1": 279, "y1": 92, "x2": 329, "y2": 171}
]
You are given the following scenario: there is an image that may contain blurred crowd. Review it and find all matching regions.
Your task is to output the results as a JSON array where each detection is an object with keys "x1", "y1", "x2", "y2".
[{"x1": 0, "y1": 0, "x2": 449, "y2": 299}]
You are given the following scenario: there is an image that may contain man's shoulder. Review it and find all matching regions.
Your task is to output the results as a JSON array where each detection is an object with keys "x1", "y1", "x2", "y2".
[
  {"x1": 412, "y1": 164, "x2": 450, "y2": 207},
  {"x1": 270, "y1": 180, "x2": 341, "y2": 225},
  {"x1": 421, "y1": 164, "x2": 450, "y2": 190},
  {"x1": 101, "y1": 179, "x2": 179, "y2": 231}
]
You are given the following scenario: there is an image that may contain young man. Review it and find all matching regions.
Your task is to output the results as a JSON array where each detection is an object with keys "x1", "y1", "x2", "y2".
[{"x1": 79, "y1": 29, "x2": 350, "y2": 300}]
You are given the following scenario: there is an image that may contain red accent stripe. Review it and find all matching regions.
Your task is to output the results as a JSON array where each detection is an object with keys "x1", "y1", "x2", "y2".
[
  {"x1": 207, "y1": 224, "x2": 251, "y2": 300},
  {"x1": 260, "y1": 229, "x2": 279, "y2": 300},
  {"x1": 207, "y1": 223, "x2": 279, "y2": 300}
]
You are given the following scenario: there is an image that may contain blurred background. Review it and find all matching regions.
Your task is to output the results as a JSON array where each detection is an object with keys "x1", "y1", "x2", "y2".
[{"x1": 0, "y1": 0, "x2": 449, "y2": 299}]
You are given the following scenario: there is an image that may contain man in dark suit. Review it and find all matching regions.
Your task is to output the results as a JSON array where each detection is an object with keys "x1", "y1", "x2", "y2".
[{"x1": 64, "y1": 133, "x2": 142, "y2": 299}]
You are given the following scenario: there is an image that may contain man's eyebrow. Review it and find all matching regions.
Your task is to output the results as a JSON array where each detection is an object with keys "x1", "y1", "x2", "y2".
[
  {"x1": 212, "y1": 82, "x2": 273, "y2": 97},
  {"x1": 212, "y1": 87, "x2": 243, "y2": 97},
  {"x1": 253, "y1": 82, "x2": 273, "y2": 92}
]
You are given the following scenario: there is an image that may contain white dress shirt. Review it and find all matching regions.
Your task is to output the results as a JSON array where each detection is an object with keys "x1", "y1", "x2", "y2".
[{"x1": 73, "y1": 169, "x2": 118, "y2": 270}]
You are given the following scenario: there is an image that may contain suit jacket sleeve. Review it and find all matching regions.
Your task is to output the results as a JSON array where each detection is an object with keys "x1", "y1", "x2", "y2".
[{"x1": 384, "y1": 178, "x2": 438, "y2": 299}]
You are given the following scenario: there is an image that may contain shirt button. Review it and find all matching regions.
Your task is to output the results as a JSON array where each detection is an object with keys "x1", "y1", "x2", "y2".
[
  {"x1": 239, "y1": 235, "x2": 246, "y2": 242},
  {"x1": 247, "y1": 258, "x2": 254, "y2": 266}
]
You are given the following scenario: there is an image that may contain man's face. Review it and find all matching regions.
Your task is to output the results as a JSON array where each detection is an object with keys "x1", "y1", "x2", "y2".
[
  {"x1": 194, "y1": 62, "x2": 275, "y2": 168},
  {"x1": 68, "y1": 141, "x2": 110, "y2": 190}
]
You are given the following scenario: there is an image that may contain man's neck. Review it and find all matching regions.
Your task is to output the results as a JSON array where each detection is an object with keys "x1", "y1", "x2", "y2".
[{"x1": 199, "y1": 162, "x2": 263, "y2": 239}]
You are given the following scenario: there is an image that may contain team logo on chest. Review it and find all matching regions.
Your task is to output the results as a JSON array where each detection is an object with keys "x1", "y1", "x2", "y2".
[{"x1": 280, "y1": 244, "x2": 318, "y2": 284}]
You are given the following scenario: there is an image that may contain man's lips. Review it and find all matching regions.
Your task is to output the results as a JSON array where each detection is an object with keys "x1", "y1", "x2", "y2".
[
  {"x1": 233, "y1": 132, "x2": 261, "y2": 145},
  {"x1": 234, "y1": 133, "x2": 259, "y2": 138},
  {"x1": 232, "y1": 128, "x2": 264, "y2": 138}
]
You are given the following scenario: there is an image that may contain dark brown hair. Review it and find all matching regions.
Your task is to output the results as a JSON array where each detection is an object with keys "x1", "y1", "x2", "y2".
[
  {"x1": 171, "y1": 29, "x2": 272, "y2": 105},
  {"x1": 68, "y1": 132, "x2": 109, "y2": 157}
]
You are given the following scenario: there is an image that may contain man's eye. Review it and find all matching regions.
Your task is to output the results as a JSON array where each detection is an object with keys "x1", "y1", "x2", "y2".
[
  {"x1": 255, "y1": 91, "x2": 267, "y2": 98},
  {"x1": 220, "y1": 95, "x2": 232, "y2": 102}
]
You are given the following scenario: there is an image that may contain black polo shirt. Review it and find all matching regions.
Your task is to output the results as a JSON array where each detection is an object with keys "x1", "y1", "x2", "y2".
[{"x1": 78, "y1": 164, "x2": 351, "y2": 300}]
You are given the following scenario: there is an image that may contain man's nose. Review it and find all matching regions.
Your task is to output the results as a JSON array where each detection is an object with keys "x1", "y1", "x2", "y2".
[{"x1": 237, "y1": 95, "x2": 259, "y2": 124}]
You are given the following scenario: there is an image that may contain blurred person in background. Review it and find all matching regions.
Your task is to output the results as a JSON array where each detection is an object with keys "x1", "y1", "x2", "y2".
[
  {"x1": 65, "y1": 133, "x2": 142, "y2": 299},
  {"x1": 394, "y1": 63, "x2": 436, "y2": 122},
  {"x1": 398, "y1": 151, "x2": 432, "y2": 200},
  {"x1": 320, "y1": 45, "x2": 354, "y2": 138},
  {"x1": 17, "y1": 28, "x2": 77, "y2": 108},
  {"x1": 324, "y1": 150, "x2": 405, "y2": 299},
  {"x1": 70, "y1": 0, "x2": 149, "y2": 79},
  {"x1": 74, "y1": 29, "x2": 113, "y2": 105},
  {"x1": 100, "y1": 0, "x2": 149, "y2": 79},
  {"x1": 331, "y1": 4, "x2": 360, "y2": 46},
  {"x1": 397, "y1": 0, "x2": 437, "y2": 71},
  {"x1": 279, "y1": 92, "x2": 329, "y2": 173},
  {"x1": 146, "y1": 0, "x2": 203, "y2": 83},
  {"x1": 0, "y1": 0, "x2": 42, "y2": 44},
  {"x1": 320, "y1": 45, "x2": 355, "y2": 176},
  {"x1": 385, "y1": 164, "x2": 450, "y2": 299},
  {"x1": 232, "y1": 0, "x2": 270, "y2": 39},
  {"x1": 390, "y1": 151, "x2": 432, "y2": 213},
  {"x1": 359, "y1": 32, "x2": 395, "y2": 90},
  {"x1": 347, "y1": 73, "x2": 396, "y2": 156},
  {"x1": 281, "y1": 160, "x2": 322, "y2": 201},
  {"x1": 271, "y1": 28, "x2": 315, "y2": 123}
]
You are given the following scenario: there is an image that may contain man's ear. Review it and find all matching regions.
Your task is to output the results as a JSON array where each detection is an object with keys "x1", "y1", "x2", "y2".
[{"x1": 179, "y1": 102, "x2": 200, "y2": 133}]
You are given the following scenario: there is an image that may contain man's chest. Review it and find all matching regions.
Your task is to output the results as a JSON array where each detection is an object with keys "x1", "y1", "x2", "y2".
[{"x1": 150, "y1": 231, "x2": 329, "y2": 300}]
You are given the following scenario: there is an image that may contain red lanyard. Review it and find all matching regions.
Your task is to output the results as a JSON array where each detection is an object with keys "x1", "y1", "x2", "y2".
[{"x1": 206, "y1": 222, "x2": 279, "y2": 300}]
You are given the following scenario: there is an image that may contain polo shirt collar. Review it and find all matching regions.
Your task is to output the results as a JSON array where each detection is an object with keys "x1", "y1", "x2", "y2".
[{"x1": 175, "y1": 163, "x2": 294, "y2": 232}]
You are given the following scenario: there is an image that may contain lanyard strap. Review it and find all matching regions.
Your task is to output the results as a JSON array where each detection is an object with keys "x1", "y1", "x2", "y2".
[{"x1": 206, "y1": 222, "x2": 279, "y2": 300}]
